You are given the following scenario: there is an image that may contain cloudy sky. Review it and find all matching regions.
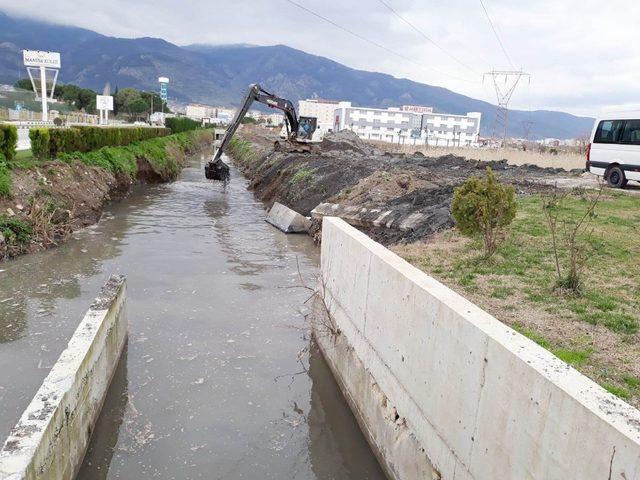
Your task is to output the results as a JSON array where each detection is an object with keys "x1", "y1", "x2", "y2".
[{"x1": 2, "y1": 0, "x2": 639, "y2": 115}]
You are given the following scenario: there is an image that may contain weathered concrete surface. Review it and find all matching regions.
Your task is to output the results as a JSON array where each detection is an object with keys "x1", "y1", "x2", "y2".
[
  {"x1": 0, "y1": 275, "x2": 127, "y2": 480},
  {"x1": 266, "y1": 201, "x2": 311, "y2": 233},
  {"x1": 312, "y1": 299, "x2": 436, "y2": 480},
  {"x1": 312, "y1": 217, "x2": 640, "y2": 480}
]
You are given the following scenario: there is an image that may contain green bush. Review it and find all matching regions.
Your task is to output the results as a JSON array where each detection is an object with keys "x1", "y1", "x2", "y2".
[
  {"x1": 451, "y1": 167, "x2": 517, "y2": 257},
  {"x1": 165, "y1": 117, "x2": 202, "y2": 133},
  {"x1": 29, "y1": 128, "x2": 51, "y2": 159},
  {"x1": 29, "y1": 126, "x2": 171, "y2": 159},
  {"x1": 0, "y1": 125, "x2": 18, "y2": 161},
  {"x1": 0, "y1": 153, "x2": 10, "y2": 198}
]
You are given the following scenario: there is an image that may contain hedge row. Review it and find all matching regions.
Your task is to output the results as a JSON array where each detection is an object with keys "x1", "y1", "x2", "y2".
[
  {"x1": 29, "y1": 126, "x2": 171, "y2": 159},
  {"x1": 0, "y1": 125, "x2": 18, "y2": 161},
  {"x1": 57, "y1": 129, "x2": 212, "y2": 180},
  {"x1": 165, "y1": 117, "x2": 202, "y2": 133}
]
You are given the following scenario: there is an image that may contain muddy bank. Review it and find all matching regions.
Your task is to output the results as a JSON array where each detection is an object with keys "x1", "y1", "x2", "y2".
[
  {"x1": 229, "y1": 126, "x2": 584, "y2": 245},
  {"x1": 0, "y1": 130, "x2": 212, "y2": 260}
]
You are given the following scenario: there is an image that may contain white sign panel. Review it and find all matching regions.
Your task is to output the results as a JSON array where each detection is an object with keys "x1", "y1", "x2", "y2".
[
  {"x1": 158, "y1": 77, "x2": 169, "y2": 84},
  {"x1": 23, "y1": 50, "x2": 61, "y2": 68},
  {"x1": 402, "y1": 105, "x2": 433, "y2": 114},
  {"x1": 96, "y1": 95, "x2": 114, "y2": 111}
]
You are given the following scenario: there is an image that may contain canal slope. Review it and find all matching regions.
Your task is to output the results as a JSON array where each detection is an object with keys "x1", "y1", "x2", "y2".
[
  {"x1": 0, "y1": 130, "x2": 212, "y2": 261},
  {"x1": 0, "y1": 153, "x2": 385, "y2": 479}
]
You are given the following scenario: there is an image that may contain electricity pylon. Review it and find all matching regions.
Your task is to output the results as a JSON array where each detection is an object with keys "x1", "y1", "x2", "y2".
[
  {"x1": 483, "y1": 70, "x2": 530, "y2": 146},
  {"x1": 521, "y1": 120, "x2": 535, "y2": 141}
]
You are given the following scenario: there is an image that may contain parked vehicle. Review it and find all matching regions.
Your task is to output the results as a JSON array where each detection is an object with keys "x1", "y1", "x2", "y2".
[{"x1": 587, "y1": 111, "x2": 640, "y2": 188}]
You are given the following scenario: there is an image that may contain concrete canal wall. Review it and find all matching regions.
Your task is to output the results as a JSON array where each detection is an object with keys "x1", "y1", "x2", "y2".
[
  {"x1": 312, "y1": 217, "x2": 640, "y2": 480},
  {"x1": 0, "y1": 276, "x2": 127, "y2": 480}
]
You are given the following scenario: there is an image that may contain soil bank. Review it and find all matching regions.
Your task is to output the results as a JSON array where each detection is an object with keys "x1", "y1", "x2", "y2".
[
  {"x1": 228, "y1": 125, "x2": 585, "y2": 245},
  {"x1": 0, "y1": 130, "x2": 213, "y2": 261}
]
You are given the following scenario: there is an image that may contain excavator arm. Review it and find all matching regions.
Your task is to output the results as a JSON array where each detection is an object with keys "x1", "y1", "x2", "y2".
[{"x1": 205, "y1": 84, "x2": 301, "y2": 181}]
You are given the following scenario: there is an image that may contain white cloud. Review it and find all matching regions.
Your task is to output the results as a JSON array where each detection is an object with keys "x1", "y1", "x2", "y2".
[{"x1": 1, "y1": 0, "x2": 638, "y2": 115}]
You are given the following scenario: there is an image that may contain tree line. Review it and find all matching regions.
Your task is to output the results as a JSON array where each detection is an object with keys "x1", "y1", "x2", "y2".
[{"x1": 14, "y1": 79, "x2": 170, "y2": 120}]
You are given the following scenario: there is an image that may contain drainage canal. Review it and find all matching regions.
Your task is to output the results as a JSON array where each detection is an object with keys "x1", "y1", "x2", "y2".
[{"x1": 0, "y1": 154, "x2": 385, "y2": 479}]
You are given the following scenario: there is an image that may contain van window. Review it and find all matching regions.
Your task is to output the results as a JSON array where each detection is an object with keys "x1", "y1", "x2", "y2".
[
  {"x1": 621, "y1": 119, "x2": 640, "y2": 145},
  {"x1": 594, "y1": 120, "x2": 624, "y2": 143}
]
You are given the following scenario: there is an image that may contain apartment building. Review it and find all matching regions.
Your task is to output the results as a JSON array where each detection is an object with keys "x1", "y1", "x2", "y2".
[{"x1": 333, "y1": 104, "x2": 481, "y2": 147}]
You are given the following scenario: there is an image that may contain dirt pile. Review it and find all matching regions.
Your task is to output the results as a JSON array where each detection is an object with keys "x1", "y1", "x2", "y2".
[{"x1": 231, "y1": 127, "x2": 583, "y2": 245}]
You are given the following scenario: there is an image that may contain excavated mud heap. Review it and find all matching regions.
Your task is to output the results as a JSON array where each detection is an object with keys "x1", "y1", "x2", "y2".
[{"x1": 238, "y1": 129, "x2": 580, "y2": 245}]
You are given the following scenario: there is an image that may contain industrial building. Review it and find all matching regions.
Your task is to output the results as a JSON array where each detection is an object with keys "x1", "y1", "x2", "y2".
[
  {"x1": 333, "y1": 103, "x2": 482, "y2": 147},
  {"x1": 298, "y1": 98, "x2": 352, "y2": 137}
]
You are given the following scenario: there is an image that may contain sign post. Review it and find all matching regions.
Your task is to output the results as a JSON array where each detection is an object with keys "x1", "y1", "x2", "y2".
[
  {"x1": 96, "y1": 95, "x2": 114, "y2": 125},
  {"x1": 158, "y1": 77, "x2": 169, "y2": 115},
  {"x1": 23, "y1": 50, "x2": 61, "y2": 122}
]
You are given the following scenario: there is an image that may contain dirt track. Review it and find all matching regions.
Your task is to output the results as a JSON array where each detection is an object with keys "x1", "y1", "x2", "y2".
[{"x1": 232, "y1": 126, "x2": 587, "y2": 244}]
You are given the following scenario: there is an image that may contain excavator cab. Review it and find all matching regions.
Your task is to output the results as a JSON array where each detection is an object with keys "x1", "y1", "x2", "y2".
[{"x1": 297, "y1": 116, "x2": 317, "y2": 141}]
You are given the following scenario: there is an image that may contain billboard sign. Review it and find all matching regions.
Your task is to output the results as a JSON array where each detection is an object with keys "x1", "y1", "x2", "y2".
[
  {"x1": 96, "y1": 95, "x2": 114, "y2": 111},
  {"x1": 23, "y1": 50, "x2": 61, "y2": 68},
  {"x1": 402, "y1": 105, "x2": 433, "y2": 114}
]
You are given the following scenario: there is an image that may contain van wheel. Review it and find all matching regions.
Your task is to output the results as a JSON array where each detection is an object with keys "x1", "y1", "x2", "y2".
[{"x1": 607, "y1": 166, "x2": 626, "y2": 188}]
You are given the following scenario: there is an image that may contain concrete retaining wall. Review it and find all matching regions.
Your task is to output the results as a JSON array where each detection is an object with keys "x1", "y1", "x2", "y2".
[
  {"x1": 0, "y1": 276, "x2": 128, "y2": 480},
  {"x1": 312, "y1": 217, "x2": 640, "y2": 480}
]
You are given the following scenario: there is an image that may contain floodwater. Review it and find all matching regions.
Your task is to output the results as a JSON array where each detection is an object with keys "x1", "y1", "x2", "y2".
[{"x1": 0, "y1": 155, "x2": 385, "y2": 479}]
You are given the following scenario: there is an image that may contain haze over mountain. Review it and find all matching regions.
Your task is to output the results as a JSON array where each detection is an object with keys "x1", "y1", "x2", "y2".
[{"x1": 0, "y1": 12, "x2": 593, "y2": 139}]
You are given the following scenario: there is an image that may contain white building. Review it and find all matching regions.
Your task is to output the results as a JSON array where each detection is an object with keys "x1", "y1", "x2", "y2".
[
  {"x1": 333, "y1": 104, "x2": 481, "y2": 147},
  {"x1": 186, "y1": 104, "x2": 216, "y2": 120}
]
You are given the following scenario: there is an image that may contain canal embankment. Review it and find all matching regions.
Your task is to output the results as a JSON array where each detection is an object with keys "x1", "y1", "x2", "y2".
[
  {"x1": 0, "y1": 129, "x2": 212, "y2": 261},
  {"x1": 312, "y1": 216, "x2": 640, "y2": 480},
  {"x1": 0, "y1": 276, "x2": 127, "y2": 480},
  {"x1": 0, "y1": 156, "x2": 386, "y2": 479}
]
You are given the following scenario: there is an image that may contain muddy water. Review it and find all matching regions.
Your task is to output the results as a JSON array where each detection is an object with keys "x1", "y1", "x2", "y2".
[{"x1": 0, "y1": 155, "x2": 385, "y2": 479}]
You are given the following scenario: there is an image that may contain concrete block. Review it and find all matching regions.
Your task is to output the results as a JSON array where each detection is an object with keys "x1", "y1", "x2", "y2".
[
  {"x1": 313, "y1": 217, "x2": 640, "y2": 480},
  {"x1": 0, "y1": 275, "x2": 128, "y2": 480},
  {"x1": 266, "y1": 202, "x2": 311, "y2": 233}
]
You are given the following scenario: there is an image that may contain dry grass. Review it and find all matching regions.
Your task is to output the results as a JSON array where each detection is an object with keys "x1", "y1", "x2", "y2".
[{"x1": 392, "y1": 192, "x2": 640, "y2": 406}]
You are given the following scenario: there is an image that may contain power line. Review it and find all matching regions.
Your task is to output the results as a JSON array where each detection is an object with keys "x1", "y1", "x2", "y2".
[
  {"x1": 478, "y1": 0, "x2": 514, "y2": 68},
  {"x1": 284, "y1": 0, "x2": 478, "y2": 84},
  {"x1": 377, "y1": 0, "x2": 478, "y2": 75}
]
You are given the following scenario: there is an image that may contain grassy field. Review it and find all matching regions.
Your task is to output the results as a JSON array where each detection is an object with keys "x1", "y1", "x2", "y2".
[
  {"x1": 393, "y1": 191, "x2": 640, "y2": 406},
  {"x1": 368, "y1": 141, "x2": 586, "y2": 171}
]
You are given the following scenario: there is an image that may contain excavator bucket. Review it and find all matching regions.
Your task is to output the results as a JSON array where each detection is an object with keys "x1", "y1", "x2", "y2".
[{"x1": 205, "y1": 158, "x2": 230, "y2": 182}]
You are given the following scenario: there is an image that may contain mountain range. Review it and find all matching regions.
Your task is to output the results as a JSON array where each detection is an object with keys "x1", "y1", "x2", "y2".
[{"x1": 0, "y1": 12, "x2": 593, "y2": 139}]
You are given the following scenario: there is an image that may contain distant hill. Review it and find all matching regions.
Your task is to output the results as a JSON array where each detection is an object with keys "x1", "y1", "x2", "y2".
[{"x1": 0, "y1": 12, "x2": 593, "y2": 139}]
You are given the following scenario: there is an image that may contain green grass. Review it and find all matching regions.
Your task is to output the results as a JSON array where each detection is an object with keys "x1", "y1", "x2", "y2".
[
  {"x1": 512, "y1": 324, "x2": 592, "y2": 367},
  {"x1": 290, "y1": 166, "x2": 316, "y2": 185},
  {"x1": 441, "y1": 193, "x2": 640, "y2": 335},
  {"x1": 57, "y1": 130, "x2": 209, "y2": 180},
  {"x1": 10, "y1": 150, "x2": 41, "y2": 169},
  {"x1": 604, "y1": 383, "x2": 631, "y2": 400},
  {"x1": 0, "y1": 215, "x2": 32, "y2": 244},
  {"x1": 227, "y1": 138, "x2": 258, "y2": 167},
  {"x1": 0, "y1": 158, "x2": 9, "y2": 198}
]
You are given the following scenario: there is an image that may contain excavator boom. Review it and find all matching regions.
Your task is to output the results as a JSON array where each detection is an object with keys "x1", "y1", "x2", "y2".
[{"x1": 205, "y1": 84, "x2": 316, "y2": 181}]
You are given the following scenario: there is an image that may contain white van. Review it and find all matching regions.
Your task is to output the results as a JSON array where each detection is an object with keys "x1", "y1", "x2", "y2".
[{"x1": 587, "y1": 111, "x2": 640, "y2": 188}]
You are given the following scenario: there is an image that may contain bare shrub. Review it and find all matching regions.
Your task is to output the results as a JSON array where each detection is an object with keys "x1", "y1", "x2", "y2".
[{"x1": 542, "y1": 184, "x2": 603, "y2": 294}]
